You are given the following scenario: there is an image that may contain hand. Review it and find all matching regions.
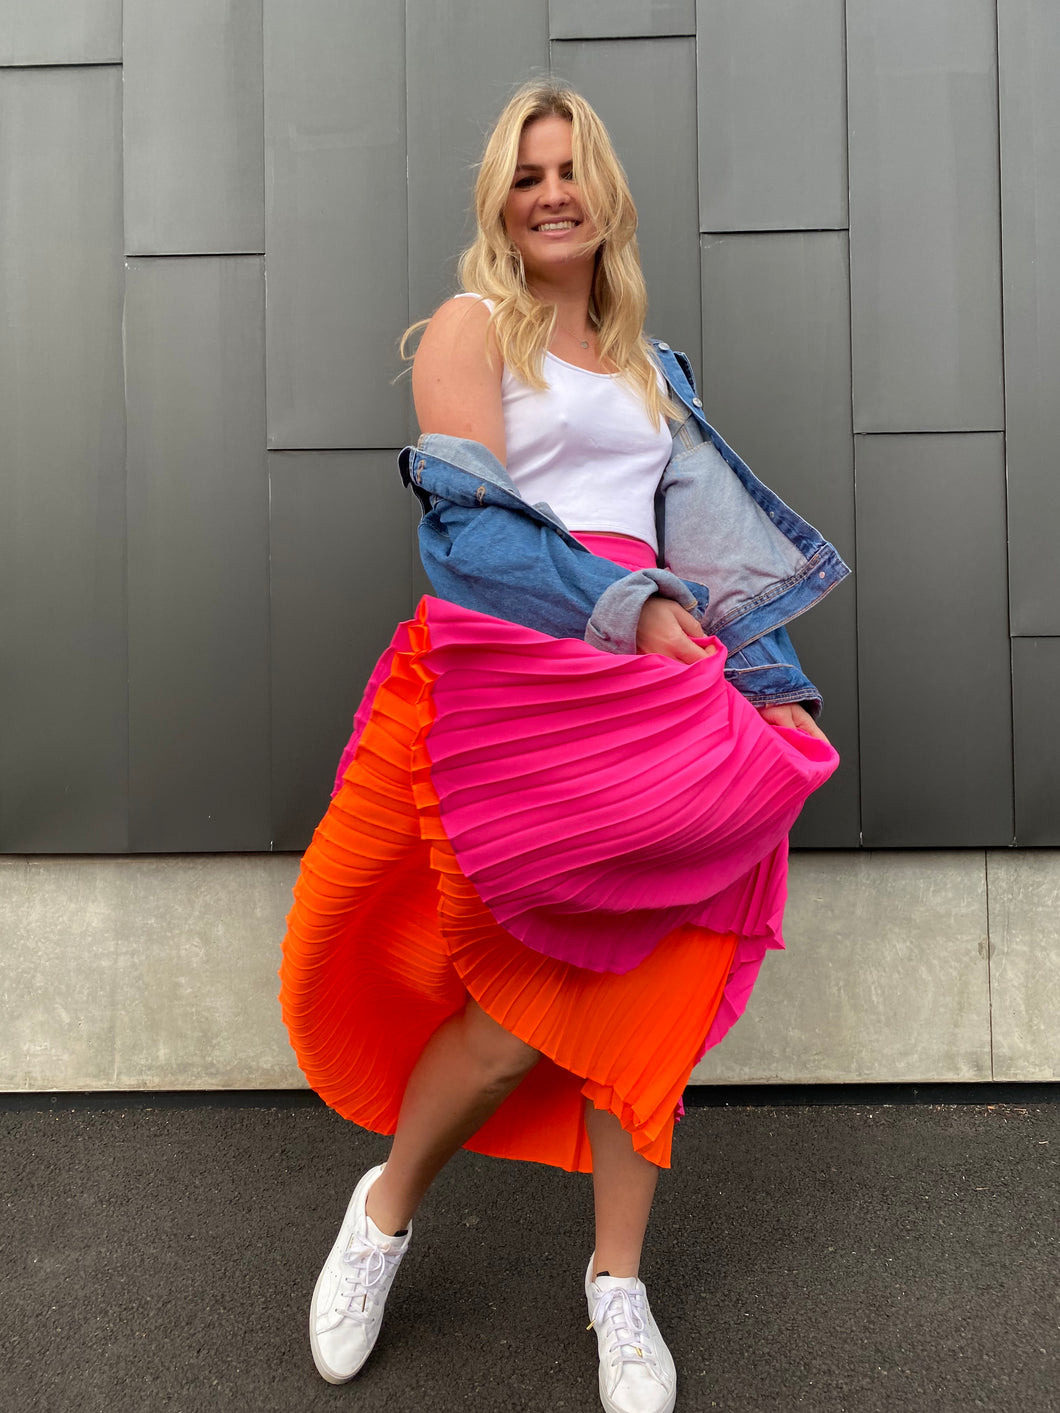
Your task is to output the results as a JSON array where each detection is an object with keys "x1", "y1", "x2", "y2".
[
  {"x1": 636, "y1": 596, "x2": 717, "y2": 663},
  {"x1": 757, "y1": 701, "x2": 832, "y2": 744}
]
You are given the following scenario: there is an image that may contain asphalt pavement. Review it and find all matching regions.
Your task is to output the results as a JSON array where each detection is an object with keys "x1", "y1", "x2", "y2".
[{"x1": 3, "y1": 1092, "x2": 1057, "y2": 1413}]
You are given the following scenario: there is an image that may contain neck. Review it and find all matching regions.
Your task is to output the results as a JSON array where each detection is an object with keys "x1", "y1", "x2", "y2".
[{"x1": 526, "y1": 268, "x2": 595, "y2": 337}]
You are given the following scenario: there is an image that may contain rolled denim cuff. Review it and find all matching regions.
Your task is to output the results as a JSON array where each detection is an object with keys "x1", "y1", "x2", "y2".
[
  {"x1": 585, "y1": 569, "x2": 706, "y2": 655},
  {"x1": 722, "y1": 661, "x2": 823, "y2": 718}
]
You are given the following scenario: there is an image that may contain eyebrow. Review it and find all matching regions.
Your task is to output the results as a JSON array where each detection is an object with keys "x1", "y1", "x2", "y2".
[{"x1": 513, "y1": 162, "x2": 572, "y2": 174}]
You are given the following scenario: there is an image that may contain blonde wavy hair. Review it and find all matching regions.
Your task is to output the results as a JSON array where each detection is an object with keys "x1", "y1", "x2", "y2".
[{"x1": 403, "y1": 79, "x2": 677, "y2": 428}]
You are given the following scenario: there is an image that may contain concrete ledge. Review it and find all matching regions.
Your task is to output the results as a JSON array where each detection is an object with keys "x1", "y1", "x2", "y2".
[
  {"x1": 693, "y1": 851, "x2": 992, "y2": 1084},
  {"x1": 987, "y1": 850, "x2": 1060, "y2": 1080},
  {"x1": 0, "y1": 854, "x2": 304, "y2": 1090},
  {"x1": 1, "y1": 850, "x2": 1057, "y2": 1090}
]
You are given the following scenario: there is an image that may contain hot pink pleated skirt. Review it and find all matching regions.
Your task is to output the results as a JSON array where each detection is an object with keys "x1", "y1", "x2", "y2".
[{"x1": 279, "y1": 536, "x2": 838, "y2": 1170}]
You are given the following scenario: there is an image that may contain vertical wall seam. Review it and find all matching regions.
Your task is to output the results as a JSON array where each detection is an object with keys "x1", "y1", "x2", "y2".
[
  {"x1": 984, "y1": 848, "x2": 995, "y2": 1080},
  {"x1": 260, "y1": 4, "x2": 274, "y2": 849},
  {"x1": 119, "y1": 7, "x2": 133, "y2": 850},
  {"x1": 842, "y1": 1, "x2": 864, "y2": 847},
  {"x1": 692, "y1": 7, "x2": 703, "y2": 406},
  {"x1": 994, "y1": 0, "x2": 1017, "y2": 845},
  {"x1": 403, "y1": 0, "x2": 415, "y2": 616},
  {"x1": 120, "y1": 74, "x2": 132, "y2": 847}
]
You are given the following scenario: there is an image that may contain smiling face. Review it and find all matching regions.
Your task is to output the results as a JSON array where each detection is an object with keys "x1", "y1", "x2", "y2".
[{"x1": 502, "y1": 114, "x2": 600, "y2": 284}]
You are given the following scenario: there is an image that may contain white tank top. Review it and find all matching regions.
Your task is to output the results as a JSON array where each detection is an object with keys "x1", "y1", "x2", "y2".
[{"x1": 452, "y1": 294, "x2": 671, "y2": 552}]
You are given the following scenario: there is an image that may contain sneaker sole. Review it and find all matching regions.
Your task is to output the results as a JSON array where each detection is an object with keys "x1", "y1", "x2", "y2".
[{"x1": 597, "y1": 1373, "x2": 677, "y2": 1413}]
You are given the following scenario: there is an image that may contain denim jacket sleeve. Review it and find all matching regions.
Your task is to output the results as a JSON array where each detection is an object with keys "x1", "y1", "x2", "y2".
[
  {"x1": 404, "y1": 443, "x2": 710, "y2": 655},
  {"x1": 650, "y1": 342, "x2": 848, "y2": 717},
  {"x1": 722, "y1": 626, "x2": 823, "y2": 717}
]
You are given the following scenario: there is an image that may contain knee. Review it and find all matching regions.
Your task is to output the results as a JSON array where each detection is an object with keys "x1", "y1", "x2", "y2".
[{"x1": 461, "y1": 1001, "x2": 540, "y2": 1091}]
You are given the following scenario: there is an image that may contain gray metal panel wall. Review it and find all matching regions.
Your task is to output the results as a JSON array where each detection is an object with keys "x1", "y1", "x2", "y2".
[
  {"x1": 1012, "y1": 639, "x2": 1060, "y2": 845},
  {"x1": 700, "y1": 232, "x2": 858, "y2": 846},
  {"x1": 998, "y1": 1, "x2": 1060, "y2": 635},
  {"x1": 124, "y1": 258, "x2": 270, "y2": 851},
  {"x1": 0, "y1": 6, "x2": 1045, "y2": 861},
  {"x1": 551, "y1": 37, "x2": 701, "y2": 366},
  {"x1": 549, "y1": 0, "x2": 694, "y2": 38},
  {"x1": 697, "y1": 0, "x2": 847, "y2": 232},
  {"x1": 269, "y1": 452, "x2": 415, "y2": 849},
  {"x1": 406, "y1": 1, "x2": 549, "y2": 324},
  {"x1": 846, "y1": 0, "x2": 1004, "y2": 433},
  {"x1": 856, "y1": 434, "x2": 1012, "y2": 846},
  {"x1": 0, "y1": 66, "x2": 128, "y2": 852},
  {"x1": 0, "y1": 0, "x2": 122, "y2": 63},
  {"x1": 264, "y1": 0, "x2": 408, "y2": 450},
  {"x1": 123, "y1": 0, "x2": 265, "y2": 256}
]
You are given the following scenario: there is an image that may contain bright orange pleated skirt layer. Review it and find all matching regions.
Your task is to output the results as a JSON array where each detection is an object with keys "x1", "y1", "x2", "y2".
[{"x1": 279, "y1": 619, "x2": 740, "y2": 1173}]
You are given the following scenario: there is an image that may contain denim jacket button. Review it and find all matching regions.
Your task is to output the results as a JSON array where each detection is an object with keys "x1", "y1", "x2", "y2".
[
  {"x1": 657, "y1": 341, "x2": 670, "y2": 351},
  {"x1": 692, "y1": 397, "x2": 703, "y2": 408}
]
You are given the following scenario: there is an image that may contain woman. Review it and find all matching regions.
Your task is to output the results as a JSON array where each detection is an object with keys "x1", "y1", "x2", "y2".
[{"x1": 280, "y1": 80, "x2": 846, "y2": 1413}]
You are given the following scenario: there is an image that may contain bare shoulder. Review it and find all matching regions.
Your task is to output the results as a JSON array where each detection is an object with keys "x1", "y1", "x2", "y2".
[
  {"x1": 412, "y1": 296, "x2": 505, "y2": 462},
  {"x1": 415, "y1": 295, "x2": 498, "y2": 370}
]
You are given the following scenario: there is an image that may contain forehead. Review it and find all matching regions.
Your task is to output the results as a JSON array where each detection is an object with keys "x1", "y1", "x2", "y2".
[{"x1": 515, "y1": 114, "x2": 574, "y2": 168}]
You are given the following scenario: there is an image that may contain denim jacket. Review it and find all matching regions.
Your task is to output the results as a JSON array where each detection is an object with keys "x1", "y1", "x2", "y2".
[{"x1": 399, "y1": 339, "x2": 850, "y2": 715}]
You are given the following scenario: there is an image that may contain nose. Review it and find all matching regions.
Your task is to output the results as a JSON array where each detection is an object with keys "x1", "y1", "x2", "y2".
[{"x1": 539, "y1": 170, "x2": 568, "y2": 206}]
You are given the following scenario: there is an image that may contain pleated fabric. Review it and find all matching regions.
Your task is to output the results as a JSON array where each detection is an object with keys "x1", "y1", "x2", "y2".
[
  {"x1": 421, "y1": 599, "x2": 836, "y2": 973},
  {"x1": 280, "y1": 593, "x2": 838, "y2": 1172}
]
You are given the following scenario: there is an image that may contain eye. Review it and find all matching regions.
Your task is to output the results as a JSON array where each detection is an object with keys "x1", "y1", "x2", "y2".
[{"x1": 512, "y1": 175, "x2": 537, "y2": 189}]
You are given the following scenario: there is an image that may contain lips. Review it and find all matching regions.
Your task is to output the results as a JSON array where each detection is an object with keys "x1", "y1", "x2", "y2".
[{"x1": 532, "y1": 219, "x2": 581, "y2": 232}]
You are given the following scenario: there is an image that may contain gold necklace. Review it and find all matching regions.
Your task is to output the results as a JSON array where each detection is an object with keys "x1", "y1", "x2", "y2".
[{"x1": 555, "y1": 321, "x2": 595, "y2": 350}]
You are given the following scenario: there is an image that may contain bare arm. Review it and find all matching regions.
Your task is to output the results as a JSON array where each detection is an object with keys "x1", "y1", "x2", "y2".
[{"x1": 411, "y1": 297, "x2": 506, "y2": 465}]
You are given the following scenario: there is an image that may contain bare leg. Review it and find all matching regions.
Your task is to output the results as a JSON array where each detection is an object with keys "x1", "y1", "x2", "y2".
[
  {"x1": 365, "y1": 997, "x2": 540, "y2": 1236},
  {"x1": 584, "y1": 1101, "x2": 659, "y2": 1279}
]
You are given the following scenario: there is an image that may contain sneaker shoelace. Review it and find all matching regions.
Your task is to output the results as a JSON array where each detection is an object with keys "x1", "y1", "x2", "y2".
[
  {"x1": 333, "y1": 1234, "x2": 403, "y2": 1324},
  {"x1": 589, "y1": 1286, "x2": 662, "y2": 1373}
]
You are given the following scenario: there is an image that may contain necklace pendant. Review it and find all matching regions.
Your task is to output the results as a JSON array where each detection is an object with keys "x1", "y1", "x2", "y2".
[{"x1": 579, "y1": 339, "x2": 589, "y2": 348}]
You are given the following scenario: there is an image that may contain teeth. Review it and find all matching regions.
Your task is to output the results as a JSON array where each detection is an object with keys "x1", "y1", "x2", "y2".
[{"x1": 536, "y1": 221, "x2": 577, "y2": 231}]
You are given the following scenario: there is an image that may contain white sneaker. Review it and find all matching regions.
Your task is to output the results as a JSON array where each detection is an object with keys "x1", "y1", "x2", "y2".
[
  {"x1": 585, "y1": 1254, "x2": 677, "y2": 1413},
  {"x1": 310, "y1": 1163, "x2": 411, "y2": 1383}
]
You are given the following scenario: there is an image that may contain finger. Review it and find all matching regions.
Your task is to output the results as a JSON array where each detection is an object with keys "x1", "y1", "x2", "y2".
[
  {"x1": 652, "y1": 598, "x2": 703, "y2": 633},
  {"x1": 784, "y1": 704, "x2": 819, "y2": 732},
  {"x1": 673, "y1": 608, "x2": 706, "y2": 636},
  {"x1": 788, "y1": 708, "x2": 830, "y2": 742},
  {"x1": 666, "y1": 632, "x2": 710, "y2": 664},
  {"x1": 799, "y1": 717, "x2": 831, "y2": 743}
]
